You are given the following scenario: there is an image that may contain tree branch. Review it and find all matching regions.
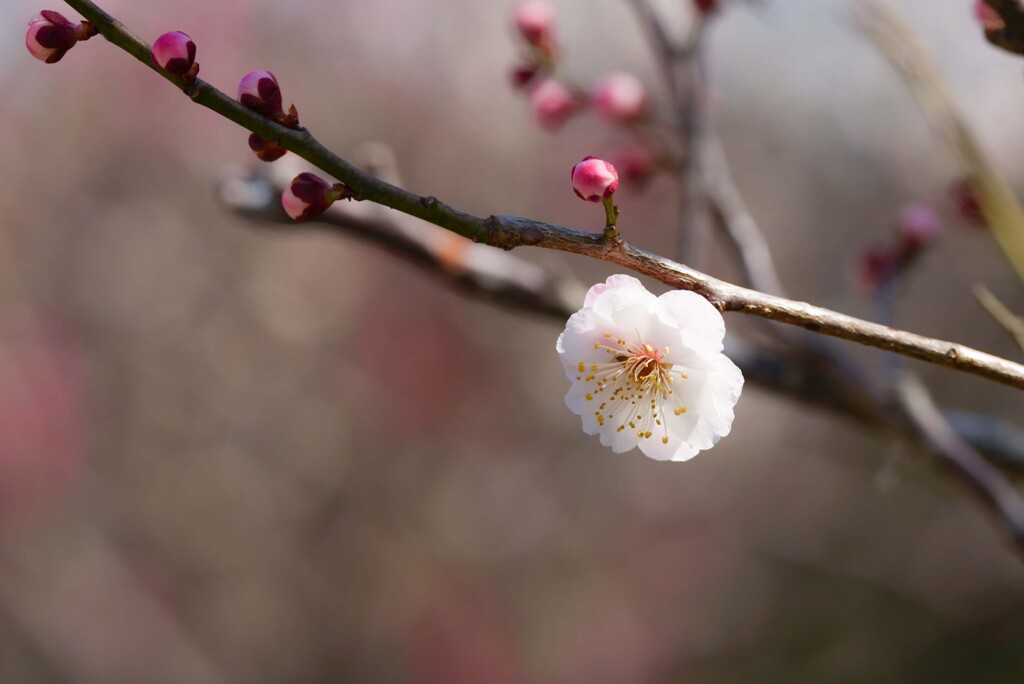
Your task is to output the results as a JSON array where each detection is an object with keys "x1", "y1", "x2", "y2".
[
  {"x1": 58, "y1": 0, "x2": 1024, "y2": 391},
  {"x1": 223, "y1": 163, "x2": 1024, "y2": 470},
  {"x1": 218, "y1": 160, "x2": 584, "y2": 320}
]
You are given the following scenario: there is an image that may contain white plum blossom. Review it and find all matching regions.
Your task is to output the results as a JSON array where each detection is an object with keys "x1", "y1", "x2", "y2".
[{"x1": 556, "y1": 275, "x2": 743, "y2": 461}]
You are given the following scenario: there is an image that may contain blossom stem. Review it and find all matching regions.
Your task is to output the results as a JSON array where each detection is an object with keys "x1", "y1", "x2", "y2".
[
  {"x1": 55, "y1": 0, "x2": 1024, "y2": 392},
  {"x1": 602, "y1": 196, "x2": 618, "y2": 240}
]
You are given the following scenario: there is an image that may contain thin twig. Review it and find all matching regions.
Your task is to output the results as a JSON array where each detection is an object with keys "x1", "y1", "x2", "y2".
[
  {"x1": 55, "y1": 0, "x2": 1024, "y2": 391},
  {"x1": 675, "y1": 28, "x2": 710, "y2": 265},
  {"x1": 626, "y1": 1, "x2": 782, "y2": 294},
  {"x1": 624, "y1": 0, "x2": 711, "y2": 264},
  {"x1": 856, "y1": 0, "x2": 1024, "y2": 288},
  {"x1": 704, "y1": 136, "x2": 785, "y2": 295},
  {"x1": 974, "y1": 284, "x2": 1024, "y2": 353},
  {"x1": 624, "y1": 0, "x2": 680, "y2": 105},
  {"x1": 897, "y1": 372, "x2": 1024, "y2": 552}
]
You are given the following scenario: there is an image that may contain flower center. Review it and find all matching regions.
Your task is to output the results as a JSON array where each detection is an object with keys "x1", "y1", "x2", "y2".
[
  {"x1": 617, "y1": 343, "x2": 670, "y2": 388},
  {"x1": 576, "y1": 334, "x2": 689, "y2": 444}
]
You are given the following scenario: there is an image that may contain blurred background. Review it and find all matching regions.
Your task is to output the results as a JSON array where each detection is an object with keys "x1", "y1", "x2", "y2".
[{"x1": 3, "y1": 0, "x2": 1024, "y2": 681}]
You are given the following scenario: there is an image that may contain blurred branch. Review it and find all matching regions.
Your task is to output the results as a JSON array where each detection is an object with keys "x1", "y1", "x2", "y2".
[
  {"x1": 898, "y1": 373, "x2": 1024, "y2": 552},
  {"x1": 676, "y1": 31, "x2": 711, "y2": 266},
  {"x1": 626, "y1": 0, "x2": 784, "y2": 295},
  {"x1": 625, "y1": 0, "x2": 679, "y2": 102},
  {"x1": 704, "y1": 137, "x2": 785, "y2": 295},
  {"x1": 856, "y1": 0, "x2": 1024, "y2": 288},
  {"x1": 61, "y1": 0, "x2": 1024, "y2": 390},
  {"x1": 974, "y1": 284, "x2": 1024, "y2": 353},
  {"x1": 0, "y1": 524, "x2": 229, "y2": 684},
  {"x1": 625, "y1": 0, "x2": 712, "y2": 264},
  {"x1": 218, "y1": 157, "x2": 584, "y2": 320}
]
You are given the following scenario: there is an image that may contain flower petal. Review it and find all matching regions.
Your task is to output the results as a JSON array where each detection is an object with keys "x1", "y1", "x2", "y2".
[
  {"x1": 638, "y1": 429, "x2": 699, "y2": 462},
  {"x1": 584, "y1": 274, "x2": 646, "y2": 308},
  {"x1": 657, "y1": 290, "x2": 725, "y2": 354}
]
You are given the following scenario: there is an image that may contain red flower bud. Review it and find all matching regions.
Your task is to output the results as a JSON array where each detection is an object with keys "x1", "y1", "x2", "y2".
[
  {"x1": 238, "y1": 70, "x2": 299, "y2": 127},
  {"x1": 248, "y1": 134, "x2": 287, "y2": 163},
  {"x1": 572, "y1": 157, "x2": 619, "y2": 202},
  {"x1": 26, "y1": 11, "x2": 84, "y2": 64},
  {"x1": 511, "y1": 63, "x2": 540, "y2": 90},
  {"x1": 693, "y1": 0, "x2": 719, "y2": 15},
  {"x1": 282, "y1": 173, "x2": 349, "y2": 221},
  {"x1": 514, "y1": 1, "x2": 557, "y2": 47},
  {"x1": 949, "y1": 178, "x2": 987, "y2": 228},
  {"x1": 856, "y1": 247, "x2": 897, "y2": 293},
  {"x1": 152, "y1": 31, "x2": 198, "y2": 81}
]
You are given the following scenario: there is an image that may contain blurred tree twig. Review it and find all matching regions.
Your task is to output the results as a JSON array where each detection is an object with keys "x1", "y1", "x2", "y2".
[
  {"x1": 856, "y1": 0, "x2": 1024, "y2": 288},
  {"x1": 974, "y1": 284, "x2": 1024, "y2": 353},
  {"x1": 898, "y1": 372, "x2": 1024, "y2": 551}
]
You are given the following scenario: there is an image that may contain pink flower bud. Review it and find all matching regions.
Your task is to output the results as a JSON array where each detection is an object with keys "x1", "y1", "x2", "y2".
[
  {"x1": 238, "y1": 70, "x2": 299, "y2": 126},
  {"x1": 896, "y1": 202, "x2": 941, "y2": 250},
  {"x1": 975, "y1": 1, "x2": 1004, "y2": 30},
  {"x1": 248, "y1": 134, "x2": 287, "y2": 162},
  {"x1": 26, "y1": 11, "x2": 81, "y2": 64},
  {"x1": 238, "y1": 70, "x2": 283, "y2": 116},
  {"x1": 610, "y1": 147, "x2": 656, "y2": 187},
  {"x1": 152, "y1": 31, "x2": 197, "y2": 79},
  {"x1": 593, "y1": 72, "x2": 647, "y2": 124},
  {"x1": 572, "y1": 157, "x2": 619, "y2": 202},
  {"x1": 282, "y1": 173, "x2": 349, "y2": 221},
  {"x1": 529, "y1": 79, "x2": 579, "y2": 131},
  {"x1": 510, "y1": 63, "x2": 540, "y2": 90},
  {"x1": 514, "y1": 1, "x2": 556, "y2": 47}
]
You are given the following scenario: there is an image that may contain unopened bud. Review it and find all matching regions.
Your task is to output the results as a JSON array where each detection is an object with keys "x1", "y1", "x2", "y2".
[
  {"x1": 514, "y1": 1, "x2": 557, "y2": 47},
  {"x1": 593, "y1": 72, "x2": 646, "y2": 124},
  {"x1": 238, "y1": 70, "x2": 299, "y2": 127},
  {"x1": 693, "y1": 0, "x2": 719, "y2": 15},
  {"x1": 975, "y1": 1, "x2": 1004, "y2": 30},
  {"x1": 572, "y1": 157, "x2": 619, "y2": 202},
  {"x1": 529, "y1": 79, "x2": 579, "y2": 131},
  {"x1": 282, "y1": 173, "x2": 349, "y2": 221},
  {"x1": 152, "y1": 31, "x2": 198, "y2": 82},
  {"x1": 26, "y1": 11, "x2": 92, "y2": 64},
  {"x1": 949, "y1": 178, "x2": 987, "y2": 228},
  {"x1": 610, "y1": 147, "x2": 656, "y2": 187},
  {"x1": 248, "y1": 134, "x2": 287, "y2": 162},
  {"x1": 896, "y1": 202, "x2": 941, "y2": 251},
  {"x1": 856, "y1": 247, "x2": 896, "y2": 293},
  {"x1": 511, "y1": 63, "x2": 540, "y2": 90}
]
